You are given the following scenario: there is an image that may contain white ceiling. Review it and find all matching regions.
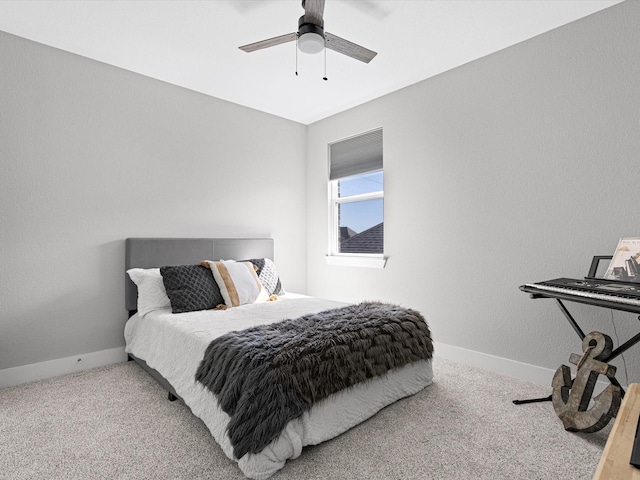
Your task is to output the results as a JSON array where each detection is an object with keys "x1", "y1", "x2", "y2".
[{"x1": 0, "y1": 0, "x2": 622, "y2": 124}]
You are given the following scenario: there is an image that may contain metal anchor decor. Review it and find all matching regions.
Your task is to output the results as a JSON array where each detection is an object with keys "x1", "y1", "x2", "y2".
[{"x1": 551, "y1": 331, "x2": 622, "y2": 432}]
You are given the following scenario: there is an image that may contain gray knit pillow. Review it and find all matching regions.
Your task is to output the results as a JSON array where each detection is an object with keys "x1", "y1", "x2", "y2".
[
  {"x1": 240, "y1": 258, "x2": 284, "y2": 296},
  {"x1": 160, "y1": 264, "x2": 224, "y2": 313}
]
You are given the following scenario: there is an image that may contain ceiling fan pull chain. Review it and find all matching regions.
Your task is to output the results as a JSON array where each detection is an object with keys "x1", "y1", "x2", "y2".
[
  {"x1": 323, "y1": 37, "x2": 328, "y2": 81},
  {"x1": 295, "y1": 35, "x2": 299, "y2": 76}
]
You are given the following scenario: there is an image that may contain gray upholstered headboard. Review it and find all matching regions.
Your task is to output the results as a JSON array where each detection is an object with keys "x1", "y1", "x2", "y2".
[{"x1": 125, "y1": 237, "x2": 274, "y2": 313}]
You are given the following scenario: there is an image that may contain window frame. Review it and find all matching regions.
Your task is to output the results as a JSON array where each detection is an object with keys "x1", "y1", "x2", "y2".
[{"x1": 326, "y1": 128, "x2": 386, "y2": 268}]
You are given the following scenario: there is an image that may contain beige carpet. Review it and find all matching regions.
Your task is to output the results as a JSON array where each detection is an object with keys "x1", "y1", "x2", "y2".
[{"x1": 0, "y1": 357, "x2": 611, "y2": 479}]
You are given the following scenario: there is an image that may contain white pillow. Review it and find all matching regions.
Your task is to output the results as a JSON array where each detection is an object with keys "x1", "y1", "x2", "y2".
[
  {"x1": 126, "y1": 268, "x2": 171, "y2": 316},
  {"x1": 207, "y1": 260, "x2": 268, "y2": 307}
]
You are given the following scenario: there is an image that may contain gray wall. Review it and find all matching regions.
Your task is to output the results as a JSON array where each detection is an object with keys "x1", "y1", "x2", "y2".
[
  {"x1": 306, "y1": 1, "x2": 640, "y2": 380},
  {"x1": 0, "y1": 31, "x2": 307, "y2": 370}
]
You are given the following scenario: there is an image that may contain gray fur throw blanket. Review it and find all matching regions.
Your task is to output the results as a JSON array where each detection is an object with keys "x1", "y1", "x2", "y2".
[{"x1": 195, "y1": 302, "x2": 434, "y2": 459}]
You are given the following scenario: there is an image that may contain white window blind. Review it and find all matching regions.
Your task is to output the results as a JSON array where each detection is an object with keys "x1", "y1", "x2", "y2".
[{"x1": 329, "y1": 128, "x2": 383, "y2": 181}]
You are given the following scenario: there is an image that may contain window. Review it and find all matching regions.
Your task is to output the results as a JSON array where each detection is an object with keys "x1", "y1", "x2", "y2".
[{"x1": 327, "y1": 128, "x2": 385, "y2": 267}]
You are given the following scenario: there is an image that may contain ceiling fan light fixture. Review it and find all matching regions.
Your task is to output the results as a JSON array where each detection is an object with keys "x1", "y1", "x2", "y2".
[
  {"x1": 298, "y1": 32, "x2": 324, "y2": 54},
  {"x1": 297, "y1": 18, "x2": 325, "y2": 55}
]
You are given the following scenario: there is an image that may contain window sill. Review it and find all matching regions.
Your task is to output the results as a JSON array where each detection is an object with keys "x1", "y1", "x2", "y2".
[{"x1": 325, "y1": 255, "x2": 387, "y2": 269}]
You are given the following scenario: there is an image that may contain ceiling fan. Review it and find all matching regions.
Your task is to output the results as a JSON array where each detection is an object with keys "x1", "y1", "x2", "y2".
[{"x1": 239, "y1": 0, "x2": 377, "y2": 64}]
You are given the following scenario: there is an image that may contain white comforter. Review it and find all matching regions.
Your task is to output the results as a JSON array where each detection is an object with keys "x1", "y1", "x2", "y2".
[{"x1": 124, "y1": 294, "x2": 433, "y2": 479}]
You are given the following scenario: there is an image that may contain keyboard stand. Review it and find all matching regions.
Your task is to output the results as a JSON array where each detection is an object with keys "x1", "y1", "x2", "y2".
[
  {"x1": 512, "y1": 393, "x2": 552, "y2": 405},
  {"x1": 520, "y1": 294, "x2": 640, "y2": 394},
  {"x1": 513, "y1": 294, "x2": 634, "y2": 405}
]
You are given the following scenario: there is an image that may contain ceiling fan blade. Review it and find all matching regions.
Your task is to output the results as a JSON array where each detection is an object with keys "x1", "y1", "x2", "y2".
[
  {"x1": 239, "y1": 32, "x2": 297, "y2": 53},
  {"x1": 304, "y1": 0, "x2": 325, "y2": 26},
  {"x1": 325, "y1": 32, "x2": 377, "y2": 63}
]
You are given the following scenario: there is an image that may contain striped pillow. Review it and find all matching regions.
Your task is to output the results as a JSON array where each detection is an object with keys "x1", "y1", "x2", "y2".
[
  {"x1": 240, "y1": 258, "x2": 284, "y2": 296},
  {"x1": 207, "y1": 260, "x2": 269, "y2": 307}
]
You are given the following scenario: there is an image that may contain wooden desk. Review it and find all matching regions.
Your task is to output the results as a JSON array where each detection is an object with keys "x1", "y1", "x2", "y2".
[{"x1": 594, "y1": 383, "x2": 640, "y2": 479}]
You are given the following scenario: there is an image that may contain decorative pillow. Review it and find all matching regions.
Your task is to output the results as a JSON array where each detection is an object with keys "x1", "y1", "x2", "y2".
[
  {"x1": 207, "y1": 260, "x2": 269, "y2": 307},
  {"x1": 240, "y1": 258, "x2": 285, "y2": 296},
  {"x1": 126, "y1": 268, "x2": 171, "y2": 317},
  {"x1": 160, "y1": 264, "x2": 224, "y2": 314}
]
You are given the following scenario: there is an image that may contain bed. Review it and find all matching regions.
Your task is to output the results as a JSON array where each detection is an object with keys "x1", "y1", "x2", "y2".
[{"x1": 123, "y1": 237, "x2": 434, "y2": 479}]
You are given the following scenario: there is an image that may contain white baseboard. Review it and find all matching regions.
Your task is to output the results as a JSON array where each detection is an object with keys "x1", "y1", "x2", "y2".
[
  {"x1": 434, "y1": 341, "x2": 556, "y2": 386},
  {"x1": 0, "y1": 347, "x2": 128, "y2": 389},
  {"x1": 434, "y1": 341, "x2": 619, "y2": 393}
]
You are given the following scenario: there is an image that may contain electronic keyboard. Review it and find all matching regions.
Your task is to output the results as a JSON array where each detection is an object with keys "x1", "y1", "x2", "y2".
[{"x1": 521, "y1": 278, "x2": 640, "y2": 311}]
